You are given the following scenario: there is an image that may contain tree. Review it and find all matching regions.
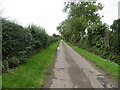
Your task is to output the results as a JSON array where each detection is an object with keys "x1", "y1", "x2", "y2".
[
  {"x1": 57, "y1": 1, "x2": 119, "y2": 64},
  {"x1": 110, "y1": 19, "x2": 120, "y2": 55},
  {"x1": 57, "y1": 1, "x2": 103, "y2": 44}
]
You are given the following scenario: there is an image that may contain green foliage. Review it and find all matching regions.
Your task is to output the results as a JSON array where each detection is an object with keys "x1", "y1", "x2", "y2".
[
  {"x1": 2, "y1": 41, "x2": 59, "y2": 88},
  {"x1": 7, "y1": 57, "x2": 20, "y2": 68},
  {"x1": 110, "y1": 19, "x2": 120, "y2": 55},
  {"x1": 58, "y1": 1, "x2": 103, "y2": 43},
  {"x1": 2, "y1": 18, "x2": 58, "y2": 72},
  {"x1": 27, "y1": 24, "x2": 48, "y2": 49},
  {"x1": 58, "y1": 1, "x2": 119, "y2": 64}
]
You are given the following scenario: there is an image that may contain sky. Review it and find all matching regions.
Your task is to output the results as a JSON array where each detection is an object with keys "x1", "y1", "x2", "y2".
[{"x1": 1, "y1": 0, "x2": 119, "y2": 35}]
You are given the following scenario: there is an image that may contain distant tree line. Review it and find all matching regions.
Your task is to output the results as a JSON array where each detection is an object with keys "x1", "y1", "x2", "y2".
[
  {"x1": 2, "y1": 18, "x2": 59, "y2": 72},
  {"x1": 57, "y1": 1, "x2": 120, "y2": 64}
]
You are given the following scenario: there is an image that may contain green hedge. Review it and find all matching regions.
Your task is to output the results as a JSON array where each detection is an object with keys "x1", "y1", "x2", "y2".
[{"x1": 2, "y1": 18, "x2": 59, "y2": 72}]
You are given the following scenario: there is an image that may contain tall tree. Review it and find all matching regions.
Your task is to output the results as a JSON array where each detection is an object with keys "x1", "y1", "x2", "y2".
[
  {"x1": 110, "y1": 19, "x2": 120, "y2": 55},
  {"x1": 58, "y1": 1, "x2": 103, "y2": 44}
]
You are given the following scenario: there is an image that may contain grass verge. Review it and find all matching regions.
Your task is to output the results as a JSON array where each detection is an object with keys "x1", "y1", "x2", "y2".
[
  {"x1": 2, "y1": 41, "x2": 60, "y2": 88},
  {"x1": 66, "y1": 41, "x2": 120, "y2": 81}
]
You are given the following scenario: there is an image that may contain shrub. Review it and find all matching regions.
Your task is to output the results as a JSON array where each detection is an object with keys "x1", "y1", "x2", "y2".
[
  {"x1": 7, "y1": 57, "x2": 20, "y2": 68},
  {"x1": 2, "y1": 18, "x2": 58, "y2": 72}
]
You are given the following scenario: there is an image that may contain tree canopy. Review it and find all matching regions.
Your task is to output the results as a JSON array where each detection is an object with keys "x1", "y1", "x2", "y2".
[{"x1": 57, "y1": 1, "x2": 120, "y2": 64}]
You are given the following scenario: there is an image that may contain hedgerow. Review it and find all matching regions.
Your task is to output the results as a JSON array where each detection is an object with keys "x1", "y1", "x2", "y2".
[{"x1": 2, "y1": 18, "x2": 59, "y2": 72}]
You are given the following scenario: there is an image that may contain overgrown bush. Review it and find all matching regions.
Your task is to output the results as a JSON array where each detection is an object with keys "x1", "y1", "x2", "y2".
[
  {"x1": 7, "y1": 57, "x2": 20, "y2": 68},
  {"x1": 2, "y1": 18, "x2": 59, "y2": 72}
]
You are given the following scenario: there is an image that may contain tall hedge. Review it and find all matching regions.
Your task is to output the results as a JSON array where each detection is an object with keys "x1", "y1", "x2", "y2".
[{"x1": 2, "y1": 18, "x2": 58, "y2": 72}]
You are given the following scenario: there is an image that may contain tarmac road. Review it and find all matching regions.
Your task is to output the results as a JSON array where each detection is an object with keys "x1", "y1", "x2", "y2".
[{"x1": 46, "y1": 40, "x2": 118, "y2": 88}]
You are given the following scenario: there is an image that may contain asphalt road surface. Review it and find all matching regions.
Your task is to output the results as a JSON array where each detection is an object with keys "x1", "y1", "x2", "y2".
[{"x1": 46, "y1": 40, "x2": 118, "y2": 88}]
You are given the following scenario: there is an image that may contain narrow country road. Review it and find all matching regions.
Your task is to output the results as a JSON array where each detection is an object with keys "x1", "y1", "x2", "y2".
[{"x1": 46, "y1": 40, "x2": 118, "y2": 88}]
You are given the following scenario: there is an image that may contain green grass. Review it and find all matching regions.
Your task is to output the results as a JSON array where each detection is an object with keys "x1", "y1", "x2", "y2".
[
  {"x1": 66, "y1": 41, "x2": 120, "y2": 81},
  {"x1": 2, "y1": 41, "x2": 60, "y2": 88},
  {"x1": 0, "y1": 75, "x2": 1, "y2": 89}
]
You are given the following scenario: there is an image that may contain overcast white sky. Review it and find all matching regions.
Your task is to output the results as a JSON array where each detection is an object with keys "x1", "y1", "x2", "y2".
[{"x1": 1, "y1": 0, "x2": 119, "y2": 35}]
